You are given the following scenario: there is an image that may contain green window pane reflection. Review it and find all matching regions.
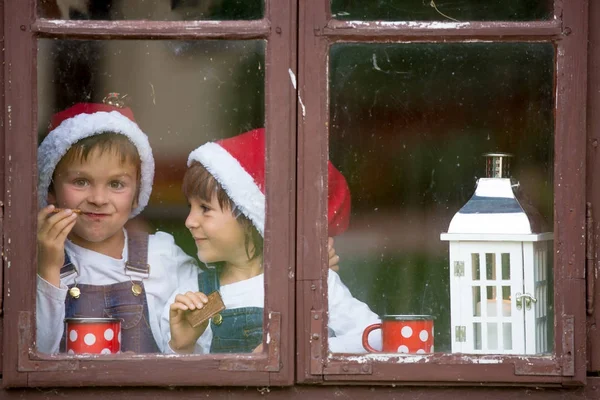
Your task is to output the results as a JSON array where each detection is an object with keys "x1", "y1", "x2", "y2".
[
  {"x1": 331, "y1": 43, "x2": 554, "y2": 353},
  {"x1": 39, "y1": 0, "x2": 263, "y2": 20},
  {"x1": 331, "y1": 0, "x2": 552, "y2": 21}
]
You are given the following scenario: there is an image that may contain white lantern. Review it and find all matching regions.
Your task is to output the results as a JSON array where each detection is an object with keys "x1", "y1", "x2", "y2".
[{"x1": 440, "y1": 154, "x2": 553, "y2": 355}]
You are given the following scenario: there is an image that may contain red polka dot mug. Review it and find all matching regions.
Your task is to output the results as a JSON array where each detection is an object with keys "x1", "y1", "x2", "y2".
[
  {"x1": 362, "y1": 315, "x2": 434, "y2": 354},
  {"x1": 64, "y1": 318, "x2": 122, "y2": 355}
]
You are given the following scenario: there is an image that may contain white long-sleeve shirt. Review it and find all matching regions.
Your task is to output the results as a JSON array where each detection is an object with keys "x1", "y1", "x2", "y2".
[
  {"x1": 162, "y1": 270, "x2": 382, "y2": 353},
  {"x1": 36, "y1": 230, "x2": 199, "y2": 354}
]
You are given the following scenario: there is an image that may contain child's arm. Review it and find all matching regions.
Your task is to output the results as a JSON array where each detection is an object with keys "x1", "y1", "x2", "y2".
[
  {"x1": 328, "y1": 237, "x2": 340, "y2": 272},
  {"x1": 326, "y1": 270, "x2": 382, "y2": 353},
  {"x1": 37, "y1": 205, "x2": 78, "y2": 287},
  {"x1": 168, "y1": 291, "x2": 211, "y2": 354},
  {"x1": 35, "y1": 205, "x2": 77, "y2": 353},
  {"x1": 36, "y1": 277, "x2": 68, "y2": 353}
]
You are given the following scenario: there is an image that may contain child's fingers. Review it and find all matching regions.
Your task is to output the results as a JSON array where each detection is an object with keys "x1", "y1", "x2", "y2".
[
  {"x1": 184, "y1": 291, "x2": 209, "y2": 309},
  {"x1": 46, "y1": 211, "x2": 78, "y2": 241},
  {"x1": 38, "y1": 205, "x2": 55, "y2": 224},
  {"x1": 170, "y1": 301, "x2": 190, "y2": 312},
  {"x1": 328, "y1": 237, "x2": 334, "y2": 252},
  {"x1": 172, "y1": 292, "x2": 203, "y2": 311},
  {"x1": 55, "y1": 217, "x2": 77, "y2": 242}
]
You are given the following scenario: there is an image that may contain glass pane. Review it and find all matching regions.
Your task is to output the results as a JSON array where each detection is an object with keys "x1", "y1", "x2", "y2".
[
  {"x1": 487, "y1": 323, "x2": 498, "y2": 350},
  {"x1": 473, "y1": 322, "x2": 481, "y2": 350},
  {"x1": 39, "y1": 0, "x2": 263, "y2": 20},
  {"x1": 471, "y1": 253, "x2": 480, "y2": 280},
  {"x1": 472, "y1": 286, "x2": 481, "y2": 316},
  {"x1": 501, "y1": 253, "x2": 510, "y2": 280},
  {"x1": 502, "y1": 286, "x2": 511, "y2": 317},
  {"x1": 503, "y1": 322, "x2": 513, "y2": 350},
  {"x1": 330, "y1": 43, "x2": 554, "y2": 355},
  {"x1": 37, "y1": 39, "x2": 265, "y2": 355},
  {"x1": 485, "y1": 253, "x2": 496, "y2": 280},
  {"x1": 331, "y1": 0, "x2": 553, "y2": 21}
]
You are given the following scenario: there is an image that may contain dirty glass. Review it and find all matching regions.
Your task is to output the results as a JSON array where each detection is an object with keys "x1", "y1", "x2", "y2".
[
  {"x1": 329, "y1": 43, "x2": 554, "y2": 355},
  {"x1": 38, "y1": 0, "x2": 263, "y2": 20},
  {"x1": 331, "y1": 0, "x2": 553, "y2": 21},
  {"x1": 37, "y1": 39, "x2": 265, "y2": 356}
]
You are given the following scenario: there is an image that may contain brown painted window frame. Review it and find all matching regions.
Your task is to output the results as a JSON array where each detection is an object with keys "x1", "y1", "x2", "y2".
[
  {"x1": 296, "y1": 0, "x2": 589, "y2": 386},
  {"x1": 2, "y1": 0, "x2": 298, "y2": 388}
]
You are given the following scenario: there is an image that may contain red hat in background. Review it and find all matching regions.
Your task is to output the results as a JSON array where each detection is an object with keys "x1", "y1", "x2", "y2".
[{"x1": 187, "y1": 127, "x2": 351, "y2": 237}]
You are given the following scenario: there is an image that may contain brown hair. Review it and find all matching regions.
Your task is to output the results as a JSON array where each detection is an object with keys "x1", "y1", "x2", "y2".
[
  {"x1": 50, "y1": 132, "x2": 141, "y2": 198},
  {"x1": 183, "y1": 161, "x2": 263, "y2": 261}
]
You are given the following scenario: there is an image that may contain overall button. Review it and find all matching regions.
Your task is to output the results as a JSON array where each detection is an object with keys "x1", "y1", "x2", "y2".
[
  {"x1": 131, "y1": 283, "x2": 143, "y2": 296},
  {"x1": 212, "y1": 314, "x2": 223, "y2": 326}
]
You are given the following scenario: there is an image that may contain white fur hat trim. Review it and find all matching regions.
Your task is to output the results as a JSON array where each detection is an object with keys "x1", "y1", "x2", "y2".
[
  {"x1": 187, "y1": 142, "x2": 265, "y2": 236},
  {"x1": 38, "y1": 111, "x2": 155, "y2": 218}
]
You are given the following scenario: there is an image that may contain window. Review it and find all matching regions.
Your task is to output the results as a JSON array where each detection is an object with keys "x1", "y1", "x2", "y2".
[
  {"x1": 1, "y1": 0, "x2": 591, "y2": 388},
  {"x1": 4, "y1": 0, "x2": 295, "y2": 387},
  {"x1": 296, "y1": 0, "x2": 588, "y2": 385}
]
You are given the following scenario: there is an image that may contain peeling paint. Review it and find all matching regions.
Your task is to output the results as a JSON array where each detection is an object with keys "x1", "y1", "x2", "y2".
[
  {"x1": 339, "y1": 354, "x2": 513, "y2": 364},
  {"x1": 7, "y1": 104, "x2": 11, "y2": 129},
  {"x1": 288, "y1": 68, "x2": 297, "y2": 89},
  {"x1": 298, "y1": 95, "x2": 306, "y2": 118},
  {"x1": 344, "y1": 20, "x2": 470, "y2": 29}
]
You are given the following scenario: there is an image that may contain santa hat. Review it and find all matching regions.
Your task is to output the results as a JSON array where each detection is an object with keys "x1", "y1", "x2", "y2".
[
  {"x1": 187, "y1": 128, "x2": 350, "y2": 237},
  {"x1": 38, "y1": 96, "x2": 155, "y2": 218}
]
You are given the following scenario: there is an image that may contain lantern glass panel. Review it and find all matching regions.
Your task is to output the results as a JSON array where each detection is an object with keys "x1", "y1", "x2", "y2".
[
  {"x1": 485, "y1": 253, "x2": 496, "y2": 280},
  {"x1": 501, "y1": 253, "x2": 511, "y2": 280},
  {"x1": 329, "y1": 42, "x2": 554, "y2": 354},
  {"x1": 472, "y1": 253, "x2": 481, "y2": 281},
  {"x1": 472, "y1": 286, "x2": 481, "y2": 316},
  {"x1": 487, "y1": 323, "x2": 498, "y2": 350},
  {"x1": 502, "y1": 286, "x2": 511, "y2": 317},
  {"x1": 503, "y1": 322, "x2": 513, "y2": 350},
  {"x1": 474, "y1": 323, "x2": 482, "y2": 350}
]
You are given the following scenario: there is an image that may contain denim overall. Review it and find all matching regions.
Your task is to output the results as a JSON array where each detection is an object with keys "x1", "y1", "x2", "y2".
[
  {"x1": 59, "y1": 231, "x2": 160, "y2": 353},
  {"x1": 198, "y1": 268, "x2": 263, "y2": 353}
]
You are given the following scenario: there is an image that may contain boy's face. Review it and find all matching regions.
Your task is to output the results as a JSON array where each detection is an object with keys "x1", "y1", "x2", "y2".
[
  {"x1": 185, "y1": 195, "x2": 249, "y2": 265},
  {"x1": 48, "y1": 148, "x2": 139, "y2": 252}
]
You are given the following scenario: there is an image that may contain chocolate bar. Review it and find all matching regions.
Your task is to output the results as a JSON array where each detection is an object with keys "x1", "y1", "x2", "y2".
[{"x1": 187, "y1": 291, "x2": 226, "y2": 328}]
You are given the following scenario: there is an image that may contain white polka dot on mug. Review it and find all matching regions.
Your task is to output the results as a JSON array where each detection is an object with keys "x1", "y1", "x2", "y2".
[{"x1": 64, "y1": 318, "x2": 122, "y2": 355}]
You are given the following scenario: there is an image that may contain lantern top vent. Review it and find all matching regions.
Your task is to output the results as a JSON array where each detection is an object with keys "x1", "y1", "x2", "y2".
[{"x1": 484, "y1": 152, "x2": 512, "y2": 179}]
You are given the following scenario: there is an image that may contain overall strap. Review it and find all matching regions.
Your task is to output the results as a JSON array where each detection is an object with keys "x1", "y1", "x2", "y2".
[
  {"x1": 125, "y1": 230, "x2": 150, "y2": 276},
  {"x1": 60, "y1": 251, "x2": 76, "y2": 279},
  {"x1": 198, "y1": 267, "x2": 220, "y2": 294}
]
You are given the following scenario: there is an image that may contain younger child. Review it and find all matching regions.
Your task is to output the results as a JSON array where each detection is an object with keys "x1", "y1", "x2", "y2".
[
  {"x1": 164, "y1": 128, "x2": 381, "y2": 354},
  {"x1": 36, "y1": 95, "x2": 198, "y2": 353}
]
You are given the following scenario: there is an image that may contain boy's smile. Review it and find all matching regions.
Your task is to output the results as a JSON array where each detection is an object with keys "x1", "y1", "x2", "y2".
[
  {"x1": 185, "y1": 196, "x2": 250, "y2": 266},
  {"x1": 48, "y1": 148, "x2": 139, "y2": 257}
]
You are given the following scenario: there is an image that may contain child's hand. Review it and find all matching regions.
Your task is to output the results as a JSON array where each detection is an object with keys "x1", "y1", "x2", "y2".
[
  {"x1": 169, "y1": 291, "x2": 210, "y2": 354},
  {"x1": 328, "y1": 237, "x2": 340, "y2": 272},
  {"x1": 37, "y1": 205, "x2": 78, "y2": 287}
]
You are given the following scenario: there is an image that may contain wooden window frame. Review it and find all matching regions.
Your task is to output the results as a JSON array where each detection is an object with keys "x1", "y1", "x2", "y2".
[
  {"x1": 587, "y1": 0, "x2": 600, "y2": 375},
  {"x1": 296, "y1": 0, "x2": 589, "y2": 386},
  {"x1": 2, "y1": 0, "x2": 298, "y2": 388}
]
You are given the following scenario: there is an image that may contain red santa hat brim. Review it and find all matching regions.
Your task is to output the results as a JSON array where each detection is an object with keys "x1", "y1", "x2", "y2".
[{"x1": 38, "y1": 108, "x2": 154, "y2": 218}]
